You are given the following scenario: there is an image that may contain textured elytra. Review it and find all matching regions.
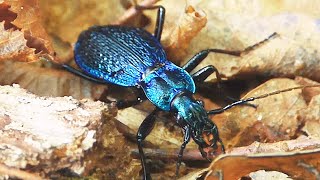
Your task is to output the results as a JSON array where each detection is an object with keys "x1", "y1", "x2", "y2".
[{"x1": 74, "y1": 25, "x2": 167, "y2": 86}]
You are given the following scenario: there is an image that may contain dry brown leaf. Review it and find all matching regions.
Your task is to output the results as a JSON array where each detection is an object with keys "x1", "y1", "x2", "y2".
[
  {"x1": 206, "y1": 137, "x2": 320, "y2": 180},
  {"x1": 141, "y1": 0, "x2": 207, "y2": 63},
  {"x1": 40, "y1": 0, "x2": 126, "y2": 44},
  {"x1": 301, "y1": 95, "x2": 320, "y2": 137},
  {"x1": 160, "y1": 4, "x2": 207, "y2": 63},
  {"x1": 295, "y1": 76, "x2": 320, "y2": 103},
  {"x1": 155, "y1": 1, "x2": 320, "y2": 81},
  {"x1": 0, "y1": 61, "x2": 106, "y2": 99},
  {"x1": 214, "y1": 78, "x2": 308, "y2": 148},
  {"x1": 0, "y1": 0, "x2": 54, "y2": 62}
]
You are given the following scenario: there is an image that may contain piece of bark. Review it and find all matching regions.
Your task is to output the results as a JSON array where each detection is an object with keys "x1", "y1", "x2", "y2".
[{"x1": 0, "y1": 84, "x2": 109, "y2": 178}]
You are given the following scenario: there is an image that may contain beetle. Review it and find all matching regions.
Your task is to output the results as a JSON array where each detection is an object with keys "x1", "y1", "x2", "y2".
[{"x1": 61, "y1": 5, "x2": 319, "y2": 179}]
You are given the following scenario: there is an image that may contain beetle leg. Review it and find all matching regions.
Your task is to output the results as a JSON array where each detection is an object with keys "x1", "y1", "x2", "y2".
[
  {"x1": 218, "y1": 138, "x2": 225, "y2": 153},
  {"x1": 135, "y1": 5, "x2": 165, "y2": 41},
  {"x1": 137, "y1": 108, "x2": 159, "y2": 180},
  {"x1": 115, "y1": 96, "x2": 146, "y2": 109},
  {"x1": 62, "y1": 64, "x2": 107, "y2": 84},
  {"x1": 182, "y1": 32, "x2": 278, "y2": 72},
  {"x1": 198, "y1": 145, "x2": 211, "y2": 162},
  {"x1": 191, "y1": 65, "x2": 221, "y2": 84},
  {"x1": 176, "y1": 125, "x2": 191, "y2": 178},
  {"x1": 192, "y1": 65, "x2": 256, "y2": 108}
]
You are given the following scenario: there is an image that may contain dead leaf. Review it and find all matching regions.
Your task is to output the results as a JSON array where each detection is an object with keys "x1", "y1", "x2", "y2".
[
  {"x1": 0, "y1": 0, "x2": 54, "y2": 62},
  {"x1": 295, "y1": 76, "x2": 320, "y2": 103},
  {"x1": 0, "y1": 61, "x2": 106, "y2": 99},
  {"x1": 160, "y1": 4, "x2": 207, "y2": 63},
  {"x1": 141, "y1": 0, "x2": 207, "y2": 64},
  {"x1": 40, "y1": 0, "x2": 126, "y2": 44},
  {"x1": 301, "y1": 95, "x2": 320, "y2": 137},
  {"x1": 206, "y1": 137, "x2": 320, "y2": 180},
  {"x1": 214, "y1": 78, "x2": 308, "y2": 148},
  {"x1": 159, "y1": 0, "x2": 320, "y2": 81}
]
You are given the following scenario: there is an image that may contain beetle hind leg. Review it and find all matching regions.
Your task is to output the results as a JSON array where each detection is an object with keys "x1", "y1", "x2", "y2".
[{"x1": 135, "y1": 5, "x2": 165, "y2": 41}]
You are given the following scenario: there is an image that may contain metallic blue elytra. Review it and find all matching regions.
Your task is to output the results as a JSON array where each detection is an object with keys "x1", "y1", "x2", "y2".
[{"x1": 75, "y1": 25, "x2": 167, "y2": 86}]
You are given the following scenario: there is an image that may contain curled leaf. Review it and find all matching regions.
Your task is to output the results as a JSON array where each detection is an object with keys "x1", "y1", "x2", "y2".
[{"x1": 0, "y1": 0, "x2": 54, "y2": 62}]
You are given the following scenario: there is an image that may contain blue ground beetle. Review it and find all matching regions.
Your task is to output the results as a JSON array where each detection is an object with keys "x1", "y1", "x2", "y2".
[{"x1": 61, "y1": 5, "x2": 318, "y2": 179}]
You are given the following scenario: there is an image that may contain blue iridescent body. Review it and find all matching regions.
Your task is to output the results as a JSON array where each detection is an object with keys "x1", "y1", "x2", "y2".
[
  {"x1": 73, "y1": 24, "x2": 224, "y2": 180},
  {"x1": 75, "y1": 25, "x2": 196, "y2": 111}
]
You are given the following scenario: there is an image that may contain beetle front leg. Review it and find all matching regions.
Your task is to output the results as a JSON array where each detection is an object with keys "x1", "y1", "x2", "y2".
[
  {"x1": 135, "y1": 5, "x2": 165, "y2": 41},
  {"x1": 176, "y1": 125, "x2": 191, "y2": 178},
  {"x1": 137, "y1": 108, "x2": 159, "y2": 180}
]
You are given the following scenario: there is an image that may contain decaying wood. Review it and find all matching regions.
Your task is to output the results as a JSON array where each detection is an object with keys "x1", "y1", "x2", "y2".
[{"x1": 0, "y1": 84, "x2": 110, "y2": 178}]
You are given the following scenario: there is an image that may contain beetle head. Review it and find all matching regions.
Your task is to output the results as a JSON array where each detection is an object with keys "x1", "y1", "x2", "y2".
[{"x1": 173, "y1": 96, "x2": 225, "y2": 154}]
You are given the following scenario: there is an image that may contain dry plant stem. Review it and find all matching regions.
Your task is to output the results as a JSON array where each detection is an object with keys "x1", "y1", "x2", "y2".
[
  {"x1": 0, "y1": 164, "x2": 41, "y2": 180},
  {"x1": 112, "y1": 0, "x2": 160, "y2": 25},
  {"x1": 131, "y1": 148, "x2": 218, "y2": 161}
]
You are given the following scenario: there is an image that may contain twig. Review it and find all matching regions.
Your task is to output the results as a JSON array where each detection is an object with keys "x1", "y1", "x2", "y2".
[{"x1": 131, "y1": 148, "x2": 220, "y2": 161}]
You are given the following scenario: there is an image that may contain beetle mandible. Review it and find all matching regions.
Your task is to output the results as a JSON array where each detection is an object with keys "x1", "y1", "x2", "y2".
[{"x1": 62, "y1": 5, "x2": 282, "y2": 179}]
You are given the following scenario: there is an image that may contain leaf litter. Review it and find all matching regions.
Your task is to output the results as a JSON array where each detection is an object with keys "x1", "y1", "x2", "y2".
[{"x1": 0, "y1": 0, "x2": 319, "y2": 179}]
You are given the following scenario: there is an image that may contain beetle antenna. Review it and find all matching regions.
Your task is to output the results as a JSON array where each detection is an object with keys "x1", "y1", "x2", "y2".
[{"x1": 207, "y1": 84, "x2": 320, "y2": 115}]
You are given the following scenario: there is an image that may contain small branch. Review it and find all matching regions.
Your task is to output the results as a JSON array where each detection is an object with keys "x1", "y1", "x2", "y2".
[{"x1": 131, "y1": 148, "x2": 220, "y2": 161}]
